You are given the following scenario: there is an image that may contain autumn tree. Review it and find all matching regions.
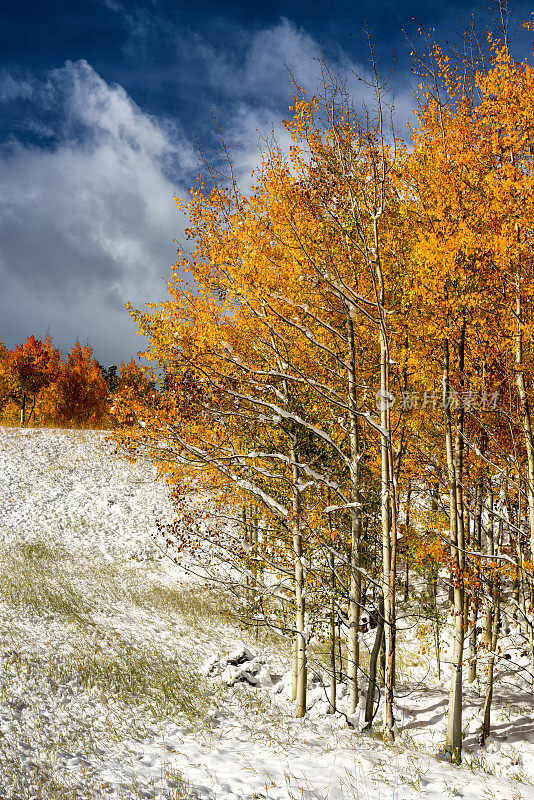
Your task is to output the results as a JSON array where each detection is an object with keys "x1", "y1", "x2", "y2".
[
  {"x1": 50, "y1": 341, "x2": 109, "y2": 428},
  {"x1": 0, "y1": 335, "x2": 60, "y2": 426}
]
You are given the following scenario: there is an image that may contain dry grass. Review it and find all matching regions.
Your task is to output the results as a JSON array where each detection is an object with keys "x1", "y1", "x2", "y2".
[
  {"x1": 0, "y1": 757, "x2": 191, "y2": 800},
  {"x1": 0, "y1": 534, "x2": 221, "y2": 799}
]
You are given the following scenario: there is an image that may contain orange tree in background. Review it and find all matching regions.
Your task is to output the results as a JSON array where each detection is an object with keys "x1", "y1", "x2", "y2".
[
  {"x1": 47, "y1": 341, "x2": 109, "y2": 428},
  {"x1": 0, "y1": 337, "x2": 112, "y2": 428},
  {"x1": 0, "y1": 335, "x2": 60, "y2": 426}
]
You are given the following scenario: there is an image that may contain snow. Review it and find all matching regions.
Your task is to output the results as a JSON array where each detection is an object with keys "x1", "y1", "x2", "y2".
[{"x1": 1, "y1": 426, "x2": 534, "y2": 799}]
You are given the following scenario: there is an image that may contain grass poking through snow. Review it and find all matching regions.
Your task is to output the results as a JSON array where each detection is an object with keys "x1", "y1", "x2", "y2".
[{"x1": 0, "y1": 533, "x2": 232, "y2": 799}]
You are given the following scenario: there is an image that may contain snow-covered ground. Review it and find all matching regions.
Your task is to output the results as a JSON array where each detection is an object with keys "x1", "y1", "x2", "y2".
[{"x1": 1, "y1": 426, "x2": 534, "y2": 799}]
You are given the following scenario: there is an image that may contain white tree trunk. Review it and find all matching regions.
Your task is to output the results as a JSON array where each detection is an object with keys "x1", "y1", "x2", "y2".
[
  {"x1": 291, "y1": 441, "x2": 307, "y2": 718},
  {"x1": 346, "y1": 314, "x2": 362, "y2": 715},
  {"x1": 443, "y1": 336, "x2": 465, "y2": 764}
]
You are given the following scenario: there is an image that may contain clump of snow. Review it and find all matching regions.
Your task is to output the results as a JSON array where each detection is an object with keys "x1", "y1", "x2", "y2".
[{"x1": 205, "y1": 646, "x2": 273, "y2": 687}]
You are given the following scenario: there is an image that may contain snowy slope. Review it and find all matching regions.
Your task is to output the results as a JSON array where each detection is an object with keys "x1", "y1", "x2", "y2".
[{"x1": 1, "y1": 426, "x2": 533, "y2": 800}]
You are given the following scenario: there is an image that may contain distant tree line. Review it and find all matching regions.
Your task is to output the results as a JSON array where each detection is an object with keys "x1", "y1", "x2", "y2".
[{"x1": 0, "y1": 334, "x2": 143, "y2": 428}]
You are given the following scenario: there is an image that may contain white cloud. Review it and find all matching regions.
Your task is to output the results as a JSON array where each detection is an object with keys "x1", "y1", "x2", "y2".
[
  {"x1": 51, "y1": 60, "x2": 176, "y2": 159},
  {"x1": 0, "y1": 60, "x2": 195, "y2": 364},
  {"x1": 204, "y1": 18, "x2": 323, "y2": 102},
  {"x1": 245, "y1": 18, "x2": 353, "y2": 101}
]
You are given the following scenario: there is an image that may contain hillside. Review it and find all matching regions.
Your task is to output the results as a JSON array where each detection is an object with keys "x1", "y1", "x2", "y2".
[{"x1": 0, "y1": 426, "x2": 533, "y2": 800}]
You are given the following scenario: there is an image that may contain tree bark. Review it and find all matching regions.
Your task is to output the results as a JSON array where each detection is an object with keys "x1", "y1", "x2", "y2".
[
  {"x1": 364, "y1": 594, "x2": 385, "y2": 728},
  {"x1": 328, "y1": 544, "x2": 337, "y2": 714},
  {"x1": 474, "y1": 477, "x2": 483, "y2": 551},
  {"x1": 468, "y1": 596, "x2": 478, "y2": 684},
  {"x1": 375, "y1": 236, "x2": 397, "y2": 742},
  {"x1": 516, "y1": 287, "x2": 534, "y2": 562},
  {"x1": 443, "y1": 334, "x2": 465, "y2": 764},
  {"x1": 404, "y1": 480, "x2": 412, "y2": 602},
  {"x1": 481, "y1": 581, "x2": 500, "y2": 746},
  {"x1": 346, "y1": 313, "x2": 362, "y2": 715},
  {"x1": 481, "y1": 485, "x2": 494, "y2": 649},
  {"x1": 290, "y1": 435, "x2": 307, "y2": 717}
]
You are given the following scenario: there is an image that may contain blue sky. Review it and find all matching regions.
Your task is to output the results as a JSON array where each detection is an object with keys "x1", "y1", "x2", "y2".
[{"x1": 0, "y1": 0, "x2": 532, "y2": 365}]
